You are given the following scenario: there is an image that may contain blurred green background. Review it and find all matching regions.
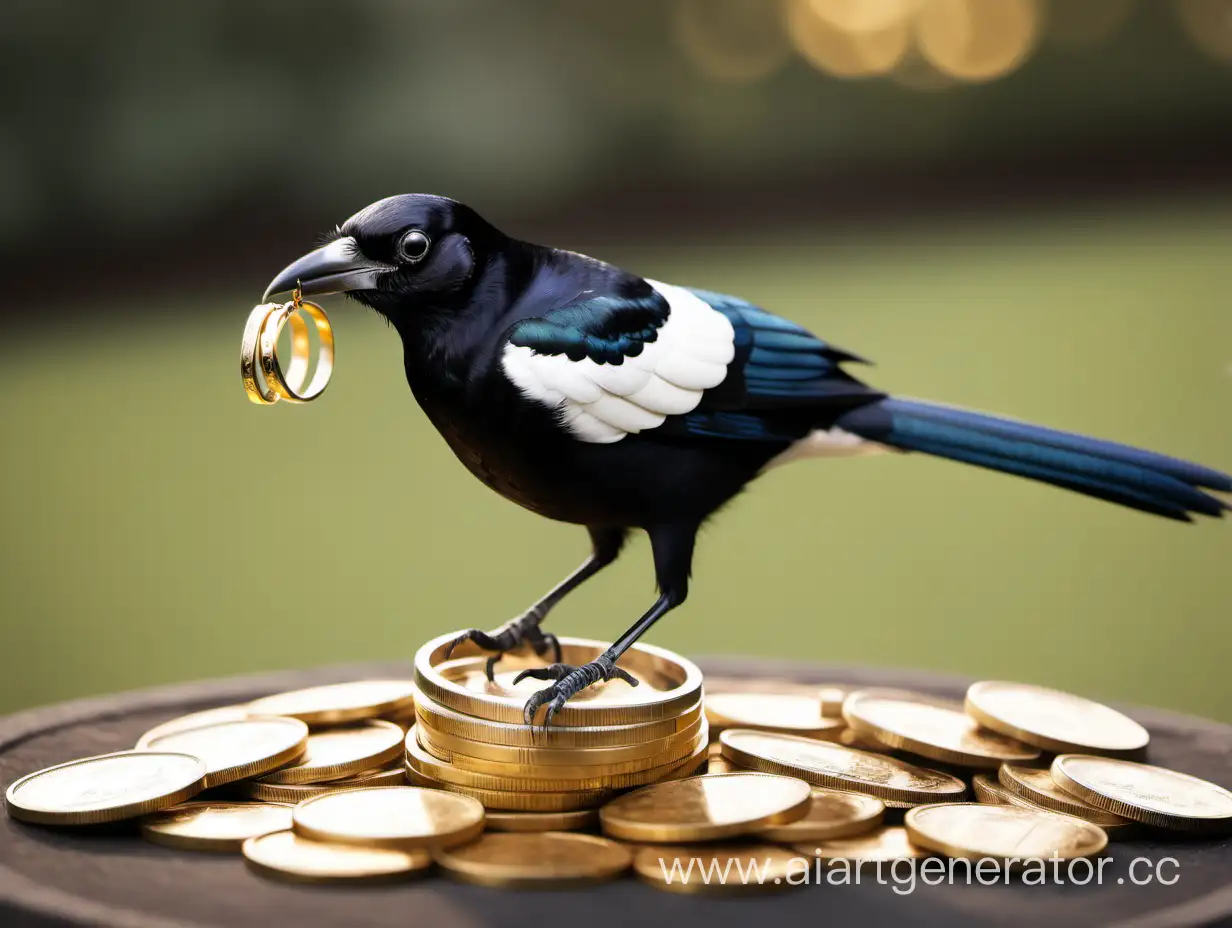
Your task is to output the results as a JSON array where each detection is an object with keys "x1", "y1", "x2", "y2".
[{"x1": 1, "y1": 1, "x2": 1230, "y2": 721}]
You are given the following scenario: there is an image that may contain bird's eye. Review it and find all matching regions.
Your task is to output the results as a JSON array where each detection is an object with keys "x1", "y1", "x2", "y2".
[{"x1": 398, "y1": 230, "x2": 431, "y2": 263}]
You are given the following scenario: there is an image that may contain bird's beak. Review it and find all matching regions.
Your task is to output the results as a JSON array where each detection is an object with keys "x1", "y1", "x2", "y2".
[{"x1": 263, "y1": 237, "x2": 395, "y2": 301}]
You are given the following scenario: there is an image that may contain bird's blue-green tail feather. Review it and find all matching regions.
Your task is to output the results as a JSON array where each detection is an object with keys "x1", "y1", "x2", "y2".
[{"x1": 836, "y1": 398, "x2": 1231, "y2": 522}]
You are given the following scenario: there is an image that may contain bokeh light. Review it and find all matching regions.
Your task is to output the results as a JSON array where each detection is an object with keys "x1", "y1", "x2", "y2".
[
  {"x1": 673, "y1": 0, "x2": 792, "y2": 83},
  {"x1": 915, "y1": 0, "x2": 1042, "y2": 82},
  {"x1": 785, "y1": 0, "x2": 913, "y2": 78},
  {"x1": 1175, "y1": 0, "x2": 1232, "y2": 64}
]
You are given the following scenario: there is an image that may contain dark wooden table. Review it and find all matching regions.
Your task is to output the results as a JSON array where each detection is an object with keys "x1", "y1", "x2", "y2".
[{"x1": 3, "y1": 658, "x2": 1230, "y2": 928}]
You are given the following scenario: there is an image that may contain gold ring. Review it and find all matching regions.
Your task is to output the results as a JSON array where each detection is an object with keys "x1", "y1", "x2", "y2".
[
  {"x1": 240, "y1": 303, "x2": 283, "y2": 405},
  {"x1": 259, "y1": 299, "x2": 334, "y2": 403}
]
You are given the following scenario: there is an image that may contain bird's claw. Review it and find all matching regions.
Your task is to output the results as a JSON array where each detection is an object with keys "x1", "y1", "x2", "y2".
[
  {"x1": 517, "y1": 655, "x2": 638, "y2": 729},
  {"x1": 442, "y1": 610, "x2": 561, "y2": 681}
]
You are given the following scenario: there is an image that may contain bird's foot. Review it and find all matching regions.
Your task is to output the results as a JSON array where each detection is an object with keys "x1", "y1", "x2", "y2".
[
  {"x1": 513, "y1": 655, "x2": 638, "y2": 729},
  {"x1": 443, "y1": 609, "x2": 562, "y2": 681}
]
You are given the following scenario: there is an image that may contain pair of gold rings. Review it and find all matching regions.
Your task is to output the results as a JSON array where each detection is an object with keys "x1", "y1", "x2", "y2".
[{"x1": 240, "y1": 290, "x2": 335, "y2": 405}]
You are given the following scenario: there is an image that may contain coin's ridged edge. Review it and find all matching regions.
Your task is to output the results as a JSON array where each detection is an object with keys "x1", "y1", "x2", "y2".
[
  {"x1": 415, "y1": 633, "x2": 703, "y2": 728},
  {"x1": 754, "y1": 791, "x2": 886, "y2": 843},
  {"x1": 257, "y1": 720, "x2": 404, "y2": 785},
  {"x1": 413, "y1": 691, "x2": 699, "y2": 748},
  {"x1": 1050, "y1": 756, "x2": 1232, "y2": 835},
  {"x1": 963, "y1": 686, "x2": 1149, "y2": 759},
  {"x1": 972, "y1": 774, "x2": 1037, "y2": 809},
  {"x1": 718, "y1": 731, "x2": 968, "y2": 805}
]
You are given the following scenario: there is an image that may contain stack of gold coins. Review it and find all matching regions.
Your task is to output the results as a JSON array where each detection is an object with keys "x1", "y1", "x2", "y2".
[{"x1": 405, "y1": 632, "x2": 708, "y2": 829}]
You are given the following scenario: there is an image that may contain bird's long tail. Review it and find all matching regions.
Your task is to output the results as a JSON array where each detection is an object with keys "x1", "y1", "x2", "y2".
[{"x1": 836, "y1": 398, "x2": 1231, "y2": 522}]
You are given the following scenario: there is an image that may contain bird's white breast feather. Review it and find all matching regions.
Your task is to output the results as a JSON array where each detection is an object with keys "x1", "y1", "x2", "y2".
[{"x1": 501, "y1": 279, "x2": 735, "y2": 443}]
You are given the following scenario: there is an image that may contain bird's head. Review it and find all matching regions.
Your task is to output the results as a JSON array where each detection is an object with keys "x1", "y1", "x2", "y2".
[{"x1": 263, "y1": 194, "x2": 499, "y2": 316}]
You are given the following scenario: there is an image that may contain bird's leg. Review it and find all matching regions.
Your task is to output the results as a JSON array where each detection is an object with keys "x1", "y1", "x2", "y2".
[
  {"x1": 444, "y1": 527, "x2": 627, "y2": 680},
  {"x1": 517, "y1": 523, "x2": 696, "y2": 729}
]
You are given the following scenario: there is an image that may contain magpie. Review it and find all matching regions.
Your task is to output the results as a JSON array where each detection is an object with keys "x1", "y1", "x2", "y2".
[{"x1": 264, "y1": 193, "x2": 1230, "y2": 727}]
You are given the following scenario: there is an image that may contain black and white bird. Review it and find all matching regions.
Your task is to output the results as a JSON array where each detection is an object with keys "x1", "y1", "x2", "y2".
[{"x1": 264, "y1": 193, "x2": 1230, "y2": 727}]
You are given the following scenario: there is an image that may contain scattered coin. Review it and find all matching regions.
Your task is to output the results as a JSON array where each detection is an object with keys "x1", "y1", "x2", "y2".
[
  {"x1": 819, "y1": 687, "x2": 850, "y2": 720},
  {"x1": 5, "y1": 751, "x2": 206, "y2": 826},
  {"x1": 719, "y1": 729, "x2": 968, "y2": 805},
  {"x1": 998, "y1": 763, "x2": 1137, "y2": 835},
  {"x1": 417, "y1": 632, "x2": 702, "y2": 727},
  {"x1": 257, "y1": 720, "x2": 403, "y2": 785},
  {"x1": 1051, "y1": 754, "x2": 1232, "y2": 834},
  {"x1": 246, "y1": 680, "x2": 417, "y2": 726},
  {"x1": 632, "y1": 844, "x2": 805, "y2": 894},
  {"x1": 965, "y1": 681, "x2": 1149, "y2": 758},
  {"x1": 483, "y1": 808, "x2": 600, "y2": 832},
  {"x1": 755, "y1": 788, "x2": 885, "y2": 842},
  {"x1": 140, "y1": 716, "x2": 308, "y2": 788},
  {"x1": 292, "y1": 786, "x2": 485, "y2": 850},
  {"x1": 792, "y1": 825, "x2": 930, "y2": 864},
  {"x1": 141, "y1": 801, "x2": 293, "y2": 852},
  {"x1": 136, "y1": 706, "x2": 252, "y2": 748},
  {"x1": 705, "y1": 691, "x2": 845, "y2": 739},
  {"x1": 707, "y1": 755, "x2": 741, "y2": 774},
  {"x1": 843, "y1": 689, "x2": 1040, "y2": 768},
  {"x1": 242, "y1": 830, "x2": 431, "y2": 884},
  {"x1": 434, "y1": 832, "x2": 633, "y2": 888},
  {"x1": 905, "y1": 803, "x2": 1108, "y2": 862},
  {"x1": 236, "y1": 767, "x2": 404, "y2": 805},
  {"x1": 599, "y1": 772, "x2": 812, "y2": 843}
]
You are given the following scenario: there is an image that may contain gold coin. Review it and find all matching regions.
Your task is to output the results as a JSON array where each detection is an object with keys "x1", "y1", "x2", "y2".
[
  {"x1": 843, "y1": 689, "x2": 1040, "y2": 768},
  {"x1": 1051, "y1": 754, "x2": 1232, "y2": 834},
  {"x1": 404, "y1": 761, "x2": 614, "y2": 811},
  {"x1": 965, "y1": 681, "x2": 1149, "y2": 758},
  {"x1": 707, "y1": 755, "x2": 742, "y2": 775},
  {"x1": 719, "y1": 729, "x2": 968, "y2": 805},
  {"x1": 414, "y1": 690, "x2": 699, "y2": 749},
  {"x1": 599, "y1": 772, "x2": 812, "y2": 843},
  {"x1": 141, "y1": 801, "x2": 293, "y2": 852},
  {"x1": 632, "y1": 844, "x2": 805, "y2": 894},
  {"x1": 705, "y1": 691, "x2": 845, "y2": 739},
  {"x1": 755, "y1": 788, "x2": 885, "y2": 842},
  {"x1": 235, "y1": 767, "x2": 404, "y2": 804},
  {"x1": 433, "y1": 831, "x2": 632, "y2": 888},
  {"x1": 416, "y1": 632, "x2": 703, "y2": 727},
  {"x1": 416, "y1": 715, "x2": 703, "y2": 766},
  {"x1": 136, "y1": 705, "x2": 252, "y2": 747},
  {"x1": 905, "y1": 802, "x2": 1108, "y2": 862},
  {"x1": 406, "y1": 723, "x2": 709, "y2": 792},
  {"x1": 257, "y1": 720, "x2": 403, "y2": 785},
  {"x1": 648, "y1": 738, "x2": 710, "y2": 783},
  {"x1": 998, "y1": 764, "x2": 1137, "y2": 835},
  {"x1": 246, "y1": 679, "x2": 417, "y2": 726},
  {"x1": 140, "y1": 716, "x2": 309, "y2": 788},
  {"x1": 5, "y1": 751, "x2": 206, "y2": 826},
  {"x1": 792, "y1": 825, "x2": 930, "y2": 864},
  {"x1": 484, "y1": 808, "x2": 600, "y2": 832},
  {"x1": 242, "y1": 829, "x2": 431, "y2": 884},
  {"x1": 971, "y1": 773, "x2": 1038, "y2": 808},
  {"x1": 293, "y1": 786, "x2": 485, "y2": 850}
]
